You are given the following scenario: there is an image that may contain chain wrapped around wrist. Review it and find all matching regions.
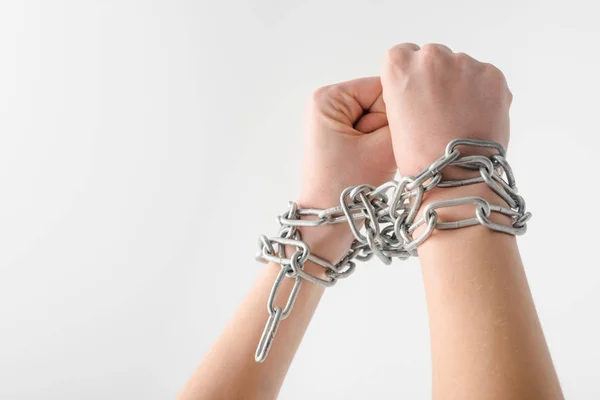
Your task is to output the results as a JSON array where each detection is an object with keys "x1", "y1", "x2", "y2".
[{"x1": 254, "y1": 138, "x2": 531, "y2": 362}]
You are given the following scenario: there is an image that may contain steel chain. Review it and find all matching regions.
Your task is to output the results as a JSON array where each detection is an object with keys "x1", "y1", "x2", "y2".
[{"x1": 254, "y1": 138, "x2": 532, "y2": 362}]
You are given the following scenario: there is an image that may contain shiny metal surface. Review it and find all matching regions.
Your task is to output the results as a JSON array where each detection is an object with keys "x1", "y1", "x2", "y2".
[{"x1": 254, "y1": 139, "x2": 531, "y2": 362}]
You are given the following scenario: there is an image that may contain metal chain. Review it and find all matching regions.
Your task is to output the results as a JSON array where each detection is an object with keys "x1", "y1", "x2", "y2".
[{"x1": 254, "y1": 138, "x2": 532, "y2": 362}]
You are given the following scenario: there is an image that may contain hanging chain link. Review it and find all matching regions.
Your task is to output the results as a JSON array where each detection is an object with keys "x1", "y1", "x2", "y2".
[{"x1": 254, "y1": 138, "x2": 532, "y2": 362}]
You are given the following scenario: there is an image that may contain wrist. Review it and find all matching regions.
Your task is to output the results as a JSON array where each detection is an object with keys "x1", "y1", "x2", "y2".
[
  {"x1": 288, "y1": 196, "x2": 357, "y2": 281},
  {"x1": 296, "y1": 221, "x2": 355, "y2": 261},
  {"x1": 272, "y1": 225, "x2": 353, "y2": 284}
]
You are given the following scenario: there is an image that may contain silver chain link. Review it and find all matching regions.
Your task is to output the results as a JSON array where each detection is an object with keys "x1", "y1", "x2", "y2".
[{"x1": 254, "y1": 138, "x2": 531, "y2": 362}]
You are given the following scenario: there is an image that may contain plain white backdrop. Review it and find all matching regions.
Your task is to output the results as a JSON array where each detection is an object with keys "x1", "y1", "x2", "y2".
[{"x1": 1, "y1": 0, "x2": 599, "y2": 398}]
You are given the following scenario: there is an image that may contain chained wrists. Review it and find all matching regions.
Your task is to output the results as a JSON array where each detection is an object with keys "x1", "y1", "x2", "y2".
[
  {"x1": 416, "y1": 182, "x2": 513, "y2": 230},
  {"x1": 254, "y1": 138, "x2": 531, "y2": 363}
]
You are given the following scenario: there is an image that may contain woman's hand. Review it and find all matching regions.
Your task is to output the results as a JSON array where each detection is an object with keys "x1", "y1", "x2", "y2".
[
  {"x1": 380, "y1": 43, "x2": 512, "y2": 177},
  {"x1": 300, "y1": 77, "x2": 396, "y2": 208},
  {"x1": 298, "y1": 77, "x2": 397, "y2": 258}
]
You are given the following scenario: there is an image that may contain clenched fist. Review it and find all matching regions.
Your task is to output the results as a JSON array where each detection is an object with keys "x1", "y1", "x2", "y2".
[
  {"x1": 299, "y1": 77, "x2": 396, "y2": 208},
  {"x1": 297, "y1": 77, "x2": 397, "y2": 258},
  {"x1": 381, "y1": 43, "x2": 512, "y2": 177}
]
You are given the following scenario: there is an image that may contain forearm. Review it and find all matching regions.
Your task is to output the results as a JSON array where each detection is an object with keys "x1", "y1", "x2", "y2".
[
  {"x1": 418, "y1": 184, "x2": 563, "y2": 399},
  {"x1": 178, "y1": 223, "x2": 353, "y2": 400},
  {"x1": 178, "y1": 263, "x2": 323, "y2": 400}
]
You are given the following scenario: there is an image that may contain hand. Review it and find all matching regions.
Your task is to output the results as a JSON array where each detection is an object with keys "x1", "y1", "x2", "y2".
[
  {"x1": 299, "y1": 77, "x2": 396, "y2": 209},
  {"x1": 380, "y1": 43, "x2": 512, "y2": 177}
]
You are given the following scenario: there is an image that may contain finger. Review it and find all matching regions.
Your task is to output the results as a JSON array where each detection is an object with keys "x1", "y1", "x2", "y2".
[
  {"x1": 339, "y1": 77, "x2": 389, "y2": 133},
  {"x1": 340, "y1": 76, "x2": 384, "y2": 113},
  {"x1": 392, "y1": 42, "x2": 420, "y2": 51},
  {"x1": 383, "y1": 43, "x2": 420, "y2": 72},
  {"x1": 381, "y1": 43, "x2": 422, "y2": 94},
  {"x1": 354, "y1": 104, "x2": 388, "y2": 133},
  {"x1": 313, "y1": 77, "x2": 384, "y2": 126},
  {"x1": 421, "y1": 43, "x2": 453, "y2": 54},
  {"x1": 341, "y1": 77, "x2": 390, "y2": 133},
  {"x1": 455, "y1": 51, "x2": 479, "y2": 63}
]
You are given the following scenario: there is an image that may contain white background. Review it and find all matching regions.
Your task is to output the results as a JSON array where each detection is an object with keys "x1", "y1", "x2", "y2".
[{"x1": 1, "y1": 0, "x2": 599, "y2": 398}]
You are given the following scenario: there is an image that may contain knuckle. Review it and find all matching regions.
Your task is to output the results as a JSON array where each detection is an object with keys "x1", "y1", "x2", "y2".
[
  {"x1": 419, "y1": 44, "x2": 448, "y2": 69},
  {"x1": 455, "y1": 52, "x2": 474, "y2": 65},
  {"x1": 483, "y1": 63, "x2": 507, "y2": 83},
  {"x1": 384, "y1": 44, "x2": 412, "y2": 70},
  {"x1": 310, "y1": 84, "x2": 347, "y2": 112},
  {"x1": 482, "y1": 63, "x2": 512, "y2": 102},
  {"x1": 420, "y1": 43, "x2": 443, "y2": 58},
  {"x1": 311, "y1": 84, "x2": 334, "y2": 105},
  {"x1": 507, "y1": 87, "x2": 514, "y2": 105}
]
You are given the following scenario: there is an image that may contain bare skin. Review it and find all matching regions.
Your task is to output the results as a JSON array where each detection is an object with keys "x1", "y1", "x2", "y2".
[
  {"x1": 381, "y1": 43, "x2": 563, "y2": 399},
  {"x1": 179, "y1": 44, "x2": 563, "y2": 400},
  {"x1": 178, "y1": 77, "x2": 396, "y2": 400}
]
